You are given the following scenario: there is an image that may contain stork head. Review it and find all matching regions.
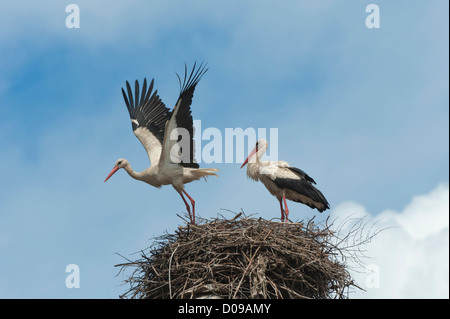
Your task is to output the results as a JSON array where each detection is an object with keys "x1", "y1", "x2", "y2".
[
  {"x1": 104, "y1": 158, "x2": 128, "y2": 182},
  {"x1": 240, "y1": 139, "x2": 268, "y2": 168}
]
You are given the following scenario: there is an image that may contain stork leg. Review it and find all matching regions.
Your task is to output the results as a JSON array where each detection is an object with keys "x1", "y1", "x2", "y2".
[
  {"x1": 182, "y1": 190, "x2": 196, "y2": 225},
  {"x1": 178, "y1": 190, "x2": 193, "y2": 224},
  {"x1": 282, "y1": 194, "x2": 289, "y2": 222},
  {"x1": 279, "y1": 198, "x2": 285, "y2": 222}
]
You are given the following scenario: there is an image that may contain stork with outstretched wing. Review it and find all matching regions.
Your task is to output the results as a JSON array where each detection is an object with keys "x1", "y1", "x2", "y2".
[{"x1": 105, "y1": 63, "x2": 218, "y2": 224}]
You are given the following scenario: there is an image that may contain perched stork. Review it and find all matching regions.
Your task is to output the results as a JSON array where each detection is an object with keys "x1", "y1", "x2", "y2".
[
  {"x1": 105, "y1": 63, "x2": 218, "y2": 224},
  {"x1": 241, "y1": 139, "x2": 329, "y2": 222}
]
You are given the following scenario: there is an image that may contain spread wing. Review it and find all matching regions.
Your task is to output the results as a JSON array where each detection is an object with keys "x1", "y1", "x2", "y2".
[
  {"x1": 121, "y1": 78, "x2": 171, "y2": 166},
  {"x1": 159, "y1": 62, "x2": 208, "y2": 169}
]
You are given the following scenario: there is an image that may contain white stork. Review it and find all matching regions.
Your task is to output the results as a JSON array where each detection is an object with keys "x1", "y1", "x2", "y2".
[
  {"x1": 104, "y1": 63, "x2": 218, "y2": 224},
  {"x1": 241, "y1": 139, "x2": 329, "y2": 222}
]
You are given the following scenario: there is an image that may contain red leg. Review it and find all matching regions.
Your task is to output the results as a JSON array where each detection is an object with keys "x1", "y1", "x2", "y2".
[
  {"x1": 178, "y1": 191, "x2": 193, "y2": 223},
  {"x1": 279, "y1": 198, "x2": 285, "y2": 222},
  {"x1": 182, "y1": 190, "x2": 196, "y2": 225},
  {"x1": 282, "y1": 194, "x2": 289, "y2": 223}
]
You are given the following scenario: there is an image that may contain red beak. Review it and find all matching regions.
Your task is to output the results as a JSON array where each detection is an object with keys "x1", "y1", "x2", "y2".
[
  {"x1": 104, "y1": 165, "x2": 119, "y2": 182},
  {"x1": 240, "y1": 147, "x2": 258, "y2": 169}
]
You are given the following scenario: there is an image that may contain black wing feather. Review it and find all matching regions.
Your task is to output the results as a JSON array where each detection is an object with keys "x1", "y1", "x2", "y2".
[
  {"x1": 121, "y1": 78, "x2": 171, "y2": 144},
  {"x1": 272, "y1": 176, "x2": 330, "y2": 212},
  {"x1": 287, "y1": 166, "x2": 316, "y2": 184},
  {"x1": 171, "y1": 62, "x2": 208, "y2": 168}
]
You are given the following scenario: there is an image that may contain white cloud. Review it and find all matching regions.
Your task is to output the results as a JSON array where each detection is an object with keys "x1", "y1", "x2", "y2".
[{"x1": 330, "y1": 183, "x2": 449, "y2": 298}]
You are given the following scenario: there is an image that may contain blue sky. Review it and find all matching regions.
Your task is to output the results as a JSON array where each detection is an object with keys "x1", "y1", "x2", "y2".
[{"x1": 0, "y1": 1, "x2": 448, "y2": 298}]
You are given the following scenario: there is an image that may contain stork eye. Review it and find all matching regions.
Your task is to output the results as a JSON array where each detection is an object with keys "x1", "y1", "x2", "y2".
[{"x1": 117, "y1": 161, "x2": 122, "y2": 165}]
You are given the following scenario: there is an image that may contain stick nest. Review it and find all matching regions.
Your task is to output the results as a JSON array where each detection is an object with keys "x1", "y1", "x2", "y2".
[{"x1": 115, "y1": 213, "x2": 365, "y2": 299}]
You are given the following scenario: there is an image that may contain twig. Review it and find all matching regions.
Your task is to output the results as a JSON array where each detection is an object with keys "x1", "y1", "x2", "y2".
[{"x1": 168, "y1": 245, "x2": 179, "y2": 299}]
